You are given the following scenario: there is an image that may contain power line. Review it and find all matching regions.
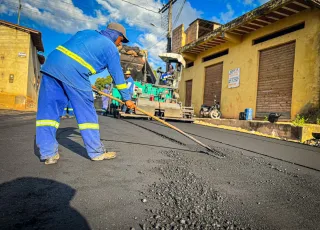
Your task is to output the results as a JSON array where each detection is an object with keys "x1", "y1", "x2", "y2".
[
  {"x1": 173, "y1": 0, "x2": 186, "y2": 27},
  {"x1": 135, "y1": 0, "x2": 158, "y2": 9},
  {"x1": 3, "y1": 0, "x2": 167, "y2": 55},
  {"x1": 6, "y1": 0, "x2": 165, "y2": 36},
  {"x1": 125, "y1": 28, "x2": 168, "y2": 66},
  {"x1": 33, "y1": 0, "x2": 94, "y2": 10},
  {"x1": 3, "y1": 0, "x2": 166, "y2": 44},
  {"x1": 47, "y1": 0, "x2": 160, "y2": 14},
  {"x1": 159, "y1": 0, "x2": 177, "y2": 13},
  {"x1": 20, "y1": 0, "x2": 95, "y2": 13},
  {"x1": 3, "y1": 0, "x2": 162, "y2": 26},
  {"x1": 121, "y1": 0, "x2": 159, "y2": 13}
]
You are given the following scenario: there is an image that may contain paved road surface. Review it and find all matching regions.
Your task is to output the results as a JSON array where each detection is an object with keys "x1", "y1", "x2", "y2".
[
  {"x1": 134, "y1": 120, "x2": 320, "y2": 170},
  {"x1": 0, "y1": 113, "x2": 319, "y2": 229}
]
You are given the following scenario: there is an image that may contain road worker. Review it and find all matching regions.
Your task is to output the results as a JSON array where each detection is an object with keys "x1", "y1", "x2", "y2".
[
  {"x1": 121, "y1": 70, "x2": 135, "y2": 114},
  {"x1": 36, "y1": 23, "x2": 135, "y2": 165},
  {"x1": 61, "y1": 101, "x2": 74, "y2": 119}
]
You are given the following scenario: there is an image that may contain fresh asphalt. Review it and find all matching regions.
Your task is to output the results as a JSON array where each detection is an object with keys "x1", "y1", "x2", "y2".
[{"x1": 0, "y1": 112, "x2": 319, "y2": 229}]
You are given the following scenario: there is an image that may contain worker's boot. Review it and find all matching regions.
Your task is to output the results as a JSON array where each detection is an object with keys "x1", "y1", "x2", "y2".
[
  {"x1": 92, "y1": 152, "x2": 116, "y2": 161},
  {"x1": 45, "y1": 153, "x2": 60, "y2": 165}
]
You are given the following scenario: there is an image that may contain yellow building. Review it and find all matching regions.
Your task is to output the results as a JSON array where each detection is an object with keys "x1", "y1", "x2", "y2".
[
  {"x1": 0, "y1": 20, "x2": 45, "y2": 111},
  {"x1": 174, "y1": 0, "x2": 320, "y2": 120}
]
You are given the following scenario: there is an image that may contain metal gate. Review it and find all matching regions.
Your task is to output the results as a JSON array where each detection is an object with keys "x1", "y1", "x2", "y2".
[
  {"x1": 256, "y1": 42, "x2": 295, "y2": 119},
  {"x1": 185, "y1": 80, "x2": 193, "y2": 107},
  {"x1": 204, "y1": 62, "x2": 223, "y2": 106}
]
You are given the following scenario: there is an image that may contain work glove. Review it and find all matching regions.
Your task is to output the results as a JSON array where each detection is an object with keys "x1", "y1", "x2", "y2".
[{"x1": 125, "y1": 100, "x2": 136, "y2": 109}]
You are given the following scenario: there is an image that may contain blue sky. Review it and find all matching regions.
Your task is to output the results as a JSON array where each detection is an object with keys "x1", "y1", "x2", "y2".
[{"x1": 0, "y1": 0, "x2": 269, "y2": 84}]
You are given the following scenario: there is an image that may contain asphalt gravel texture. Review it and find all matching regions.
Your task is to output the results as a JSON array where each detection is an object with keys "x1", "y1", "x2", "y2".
[{"x1": 0, "y1": 111, "x2": 320, "y2": 230}]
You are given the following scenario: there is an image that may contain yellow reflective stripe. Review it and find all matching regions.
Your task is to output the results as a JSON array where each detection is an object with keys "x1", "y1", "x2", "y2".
[
  {"x1": 36, "y1": 120, "x2": 59, "y2": 129},
  {"x1": 68, "y1": 109, "x2": 74, "y2": 111},
  {"x1": 116, "y1": 83, "x2": 127, "y2": 90},
  {"x1": 78, "y1": 123, "x2": 99, "y2": 130},
  {"x1": 56, "y1": 45, "x2": 96, "y2": 75},
  {"x1": 64, "y1": 108, "x2": 67, "y2": 110}
]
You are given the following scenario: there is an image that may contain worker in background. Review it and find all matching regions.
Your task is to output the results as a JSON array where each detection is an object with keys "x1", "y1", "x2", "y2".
[
  {"x1": 167, "y1": 64, "x2": 174, "y2": 75},
  {"x1": 36, "y1": 23, "x2": 135, "y2": 165},
  {"x1": 61, "y1": 101, "x2": 74, "y2": 119},
  {"x1": 101, "y1": 85, "x2": 110, "y2": 116},
  {"x1": 160, "y1": 64, "x2": 175, "y2": 85},
  {"x1": 121, "y1": 70, "x2": 135, "y2": 114}
]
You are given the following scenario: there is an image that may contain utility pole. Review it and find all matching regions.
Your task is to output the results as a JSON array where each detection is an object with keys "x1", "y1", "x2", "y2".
[
  {"x1": 17, "y1": 0, "x2": 22, "y2": 25},
  {"x1": 159, "y1": 0, "x2": 177, "y2": 68},
  {"x1": 143, "y1": 51, "x2": 147, "y2": 82},
  {"x1": 167, "y1": 1, "x2": 173, "y2": 53}
]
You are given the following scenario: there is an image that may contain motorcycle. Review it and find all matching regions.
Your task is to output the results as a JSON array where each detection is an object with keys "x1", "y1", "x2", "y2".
[{"x1": 199, "y1": 99, "x2": 221, "y2": 119}]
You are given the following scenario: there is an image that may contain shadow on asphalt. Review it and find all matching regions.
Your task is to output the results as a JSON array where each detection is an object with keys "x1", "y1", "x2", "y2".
[
  {"x1": 33, "y1": 137, "x2": 41, "y2": 159},
  {"x1": 0, "y1": 177, "x2": 90, "y2": 229},
  {"x1": 100, "y1": 138, "x2": 202, "y2": 154},
  {"x1": 56, "y1": 128, "x2": 89, "y2": 159},
  {"x1": 33, "y1": 128, "x2": 89, "y2": 160}
]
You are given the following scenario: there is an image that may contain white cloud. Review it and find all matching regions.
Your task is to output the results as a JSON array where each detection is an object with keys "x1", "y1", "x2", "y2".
[
  {"x1": 211, "y1": 3, "x2": 235, "y2": 24},
  {"x1": 259, "y1": 0, "x2": 270, "y2": 4},
  {"x1": 136, "y1": 33, "x2": 167, "y2": 67},
  {"x1": 1, "y1": 0, "x2": 108, "y2": 33},
  {"x1": 96, "y1": 0, "x2": 168, "y2": 66},
  {"x1": 96, "y1": 0, "x2": 164, "y2": 36},
  {"x1": 172, "y1": 1, "x2": 203, "y2": 29},
  {"x1": 213, "y1": 0, "x2": 271, "y2": 24},
  {"x1": 1, "y1": 0, "x2": 202, "y2": 67},
  {"x1": 239, "y1": 0, "x2": 270, "y2": 7},
  {"x1": 243, "y1": 0, "x2": 254, "y2": 5},
  {"x1": 96, "y1": 0, "x2": 202, "y2": 66},
  {"x1": 0, "y1": 4, "x2": 8, "y2": 14}
]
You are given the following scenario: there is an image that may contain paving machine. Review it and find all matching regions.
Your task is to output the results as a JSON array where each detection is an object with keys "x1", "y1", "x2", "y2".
[{"x1": 109, "y1": 46, "x2": 194, "y2": 121}]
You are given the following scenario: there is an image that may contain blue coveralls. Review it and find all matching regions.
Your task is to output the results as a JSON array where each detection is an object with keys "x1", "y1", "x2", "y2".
[
  {"x1": 122, "y1": 76, "x2": 135, "y2": 113},
  {"x1": 36, "y1": 30, "x2": 130, "y2": 160},
  {"x1": 62, "y1": 101, "x2": 74, "y2": 117},
  {"x1": 160, "y1": 73, "x2": 170, "y2": 85}
]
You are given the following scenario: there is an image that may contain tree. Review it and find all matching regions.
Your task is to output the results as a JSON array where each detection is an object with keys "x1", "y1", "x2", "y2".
[{"x1": 95, "y1": 76, "x2": 113, "y2": 90}]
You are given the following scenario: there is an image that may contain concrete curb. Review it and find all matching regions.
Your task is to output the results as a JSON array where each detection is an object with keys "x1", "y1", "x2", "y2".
[{"x1": 194, "y1": 119, "x2": 320, "y2": 143}]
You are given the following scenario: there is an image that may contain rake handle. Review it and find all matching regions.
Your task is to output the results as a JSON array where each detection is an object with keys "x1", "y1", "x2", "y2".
[{"x1": 92, "y1": 86, "x2": 218, "y2": 155}]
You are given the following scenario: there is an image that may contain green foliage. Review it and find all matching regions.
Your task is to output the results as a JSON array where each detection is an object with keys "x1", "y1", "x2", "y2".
[
  {"x1": 299, "y1": 107, "x2": 320, "y2": 124},
  {"x1": 95, "y1": 76, "x2": 112, "y2": 91},
  {"x1": 292, "y1": 114, "x2": 307, "y2": 127},
  {"x1": 264, "y1": 116, "x2": 268, "y2": 121}
]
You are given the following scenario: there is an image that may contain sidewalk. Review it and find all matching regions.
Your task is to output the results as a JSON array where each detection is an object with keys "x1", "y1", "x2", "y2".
[
  {"x1": 0, "y1": 109, "x2": 36, "y2": 123},
  {"x1": 195, "y1": 118, "x2": 320, "y2": 144}
]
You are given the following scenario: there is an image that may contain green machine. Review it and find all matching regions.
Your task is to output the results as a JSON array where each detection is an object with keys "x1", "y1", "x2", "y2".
[
  {"x1": 110, "y1": 49, "x2": 194, "y2": 121},
  {"x1": 111, "y1": 82, "x2": 173, "y2": 104}
]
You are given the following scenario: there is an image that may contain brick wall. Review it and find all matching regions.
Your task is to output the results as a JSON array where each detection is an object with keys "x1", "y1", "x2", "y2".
[
  {"x1": 185, "y1": 21, "x2": 198, "y2": 45},
  {"x1": 172, "y1": 24, "x2": 185, "y2": 53}
]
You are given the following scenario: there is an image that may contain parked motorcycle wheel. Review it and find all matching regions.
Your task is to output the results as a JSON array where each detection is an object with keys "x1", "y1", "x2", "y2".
[{"x1": 210, "y1": 109, "x2": 221, "y2": 119}]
